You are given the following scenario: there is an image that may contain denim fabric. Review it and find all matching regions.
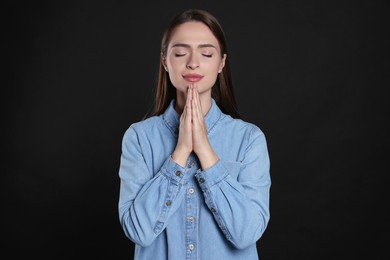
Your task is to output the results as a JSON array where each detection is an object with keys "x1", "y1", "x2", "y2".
[{"x1": 118, "y1": 98, "x2": 271, "y2": 260}]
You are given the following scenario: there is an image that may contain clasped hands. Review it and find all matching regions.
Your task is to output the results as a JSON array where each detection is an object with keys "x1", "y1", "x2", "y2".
[{"x1": 171, "y1": 84, "x2": 219, "y2": 170}]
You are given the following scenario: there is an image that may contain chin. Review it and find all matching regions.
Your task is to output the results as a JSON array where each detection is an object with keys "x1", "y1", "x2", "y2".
[{"x1": 172, "y1": 84, "x2": 189, "y2": 93}]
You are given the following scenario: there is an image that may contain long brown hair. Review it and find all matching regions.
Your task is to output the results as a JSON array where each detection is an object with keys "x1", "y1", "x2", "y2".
[{"x1": 150, "y1": 9, "x2": 240, "y2": 119}]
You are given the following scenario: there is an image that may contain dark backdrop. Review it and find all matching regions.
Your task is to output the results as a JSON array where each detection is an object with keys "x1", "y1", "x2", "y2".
[{"x1": 4, "y1": 0, "x2": 389, "y2": 259}]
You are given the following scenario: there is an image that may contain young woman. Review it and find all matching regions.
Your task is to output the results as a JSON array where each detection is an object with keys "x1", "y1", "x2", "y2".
[{"x1": 118, "y1": 9, "x2": 271, "y2": 260}]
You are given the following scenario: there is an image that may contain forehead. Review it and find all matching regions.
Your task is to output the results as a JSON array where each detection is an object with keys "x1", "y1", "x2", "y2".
[{"x1": 168, "y1": 21, "x2": 220, "y2": 48}]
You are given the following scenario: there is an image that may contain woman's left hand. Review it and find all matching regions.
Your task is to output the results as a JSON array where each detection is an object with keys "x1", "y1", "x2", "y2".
[{"x1": 191, "y1": 84, "x2": 219, "y2": 170}]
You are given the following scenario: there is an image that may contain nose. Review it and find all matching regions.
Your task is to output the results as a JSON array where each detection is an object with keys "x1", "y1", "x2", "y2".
[{"x1": 186, "y1": 54, "x2": 199, "y2": 70}]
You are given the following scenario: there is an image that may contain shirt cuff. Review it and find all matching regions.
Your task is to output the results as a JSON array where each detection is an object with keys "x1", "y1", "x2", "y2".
[
  {"x1": 195, "y1": 160, "x2": 228, "y2": 190},
  {"x1": 161, "y1": 156, "x2": 189, "y2": 185}
]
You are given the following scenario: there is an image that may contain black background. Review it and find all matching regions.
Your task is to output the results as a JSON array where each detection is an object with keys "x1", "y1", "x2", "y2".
[{"x1": 4, "y1": 0, "x2": 389, "y2": 259}]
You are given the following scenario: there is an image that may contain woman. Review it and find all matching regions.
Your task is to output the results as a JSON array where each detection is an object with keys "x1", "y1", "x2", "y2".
[{"x1": 118, "y1": 9, "x2": 271, "y2": 260}]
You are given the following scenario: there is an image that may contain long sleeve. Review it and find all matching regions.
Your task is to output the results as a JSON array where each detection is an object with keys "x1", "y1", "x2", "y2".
[
  {"x1": 195, "y1": 126, "x2": 271, "y2": 249},
  {"x1": 118, "y1": 126, "x2": 187, "y2": 247}
]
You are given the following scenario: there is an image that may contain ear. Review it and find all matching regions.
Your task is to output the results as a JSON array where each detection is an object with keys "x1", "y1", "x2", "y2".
[
  {"x1": 218, "y1": 54, "x2": 227, "y2": 73},
  {"x1": 162, "y1": 56, "x2": 168, "y2": 72}
]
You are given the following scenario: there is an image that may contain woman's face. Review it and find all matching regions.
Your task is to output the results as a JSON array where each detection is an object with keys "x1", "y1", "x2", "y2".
[{"x1": 164, "y1": 21, "x2": 226, "y2": 95}]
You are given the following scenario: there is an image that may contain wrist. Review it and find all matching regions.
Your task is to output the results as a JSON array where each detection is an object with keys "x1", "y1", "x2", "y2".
[
  {"x1": 172, "y1": 148, "x2": 190, "y2": 167},
  {"x1": 196, "y1": 146, "x2": 219, "y2": 170}
]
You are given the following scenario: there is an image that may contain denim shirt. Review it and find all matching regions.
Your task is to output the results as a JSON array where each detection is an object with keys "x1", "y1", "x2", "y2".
[{"x1": 118, "y1": 98, "x2": 271, "y2": 260}]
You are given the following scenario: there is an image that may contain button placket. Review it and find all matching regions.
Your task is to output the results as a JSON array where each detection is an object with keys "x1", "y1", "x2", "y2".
[
  {"x1": 185, "y1": 182, "x2": 197, "y2": 258},
  {"x1": 188, "y1": 160, "x2": 195, "y2": 168}
]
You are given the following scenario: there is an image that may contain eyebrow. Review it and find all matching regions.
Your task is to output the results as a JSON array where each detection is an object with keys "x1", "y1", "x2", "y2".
[{"x1": 171, "y1": 43, "x2": 217, "y2": 49}]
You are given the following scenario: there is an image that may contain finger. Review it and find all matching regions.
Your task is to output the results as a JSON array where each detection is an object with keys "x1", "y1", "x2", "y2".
[
  {"x1": 187, "y1": 85, "x2": 193, "y2": 125},
  {"x1": 180, "y1": 88, "x2": 190, "y2": 124},
  {"x1": 183, "y1": 85, "x2": 191, "y2": 115},
  {"x1": 186, "y1": 85, "x2": 192, "y2": 106},
  {"x1": 193, "y1": 85, "x2": 202, "y2": 122},
  {"x1": 182, "y1": 104, "x2": 187, "y2": 120},
  {"x1": 191, "y1": 90, "x2": 196, "y2": 125},
  {"x1": 195, "y1": 85, "x2": 203, "y2": 117},
  {"x1": 181, "y1": 92, "x2": 188, "y2": 118},
  {"x1": 191, "y1": 86, "x2": 198, "y2": 122}
]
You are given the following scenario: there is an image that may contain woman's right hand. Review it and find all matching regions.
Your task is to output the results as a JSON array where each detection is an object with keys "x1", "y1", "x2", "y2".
[{"x1": 171, "y1": 86, "x2": 193, "y2": 167}]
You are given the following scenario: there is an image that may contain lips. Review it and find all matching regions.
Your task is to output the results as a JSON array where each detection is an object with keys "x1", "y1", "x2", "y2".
[{"x1": 183, "y1": 74, "x2": 203, "y2": 82}]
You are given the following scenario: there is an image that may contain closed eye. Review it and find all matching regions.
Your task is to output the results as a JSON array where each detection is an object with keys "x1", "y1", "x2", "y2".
[
  {"x1": 175, "y1": 53, "x2": 186, "y2": 57},
  {"x1": 202, "y1": 54, "x2": 212, "y2": 58}
]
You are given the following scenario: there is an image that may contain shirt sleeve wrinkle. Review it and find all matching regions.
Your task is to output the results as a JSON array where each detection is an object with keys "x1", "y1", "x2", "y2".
[
  {"x1": 196, "y1": 125, "x2": 271, "y2": 249},
  {"x1": 118, "y1": 126, "x2": 186, "y2": 247}
]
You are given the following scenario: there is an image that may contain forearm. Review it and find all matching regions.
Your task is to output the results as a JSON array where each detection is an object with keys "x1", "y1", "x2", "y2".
[
  {"x1": 196, "y1": 142, "x2": 219, "y2": 170},
  {"x1": 171, "y1": 147, "x2": 191, "y2": 168},
  {"x1": 119, "y1": 156, "x2": 187, "y2": 247}
]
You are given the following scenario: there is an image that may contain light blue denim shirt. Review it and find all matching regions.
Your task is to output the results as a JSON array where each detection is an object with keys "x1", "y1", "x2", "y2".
[{"x1": 118, "y1": 98, "x2": 271, "y2": 260}]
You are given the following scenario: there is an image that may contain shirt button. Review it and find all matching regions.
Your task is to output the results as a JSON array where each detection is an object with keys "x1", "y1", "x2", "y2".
[
  {"x1": 188, "y1": 187, "x2": 195, "y2": 194},
  {"x1": 188, "y1": 160, "x2": 194, "y2": 168},
  {"x1": 188, "y1": 244, "x2": 195, "y2": 251},
  {"x1": 165, "y1": 200, "x2": 172, "y2": 206},
  {"x1": 199, "y1": 178, "x2": 205, "y2": 183},
  {"x1": 188, "y1": 216, "x2": 194, "y2": 223},
  {"x1": 210, "y1": 207, "x2": 216, "y2": 213},
  {"x1": 175, "y1": 170, "x2": 181, "y2": 176}
]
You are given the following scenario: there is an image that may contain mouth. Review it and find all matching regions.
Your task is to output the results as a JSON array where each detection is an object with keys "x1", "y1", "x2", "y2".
[{"x1": 183, "y1": 74, "x2": 204, "y2": 82}]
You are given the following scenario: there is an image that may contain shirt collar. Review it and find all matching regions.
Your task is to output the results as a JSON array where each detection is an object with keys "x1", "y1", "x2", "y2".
[{"x1": 163, "y1": 98, "x2": 222, "y2": 135}]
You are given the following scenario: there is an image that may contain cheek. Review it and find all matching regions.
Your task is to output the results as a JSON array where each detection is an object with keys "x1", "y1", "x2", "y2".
[
  {"x1": 166, "y1": 59, "x2": 185, "y2": 88},
  {"x1": 206, "y1": 57, "x2": 222, "y2": 69},
  {"x1": 204, "y1": 61, "x2": 221, "y2": 74},
  {"x1": 167, "y1": 57, "x2": 183, "y2": 72}
]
